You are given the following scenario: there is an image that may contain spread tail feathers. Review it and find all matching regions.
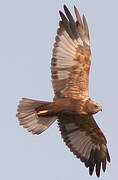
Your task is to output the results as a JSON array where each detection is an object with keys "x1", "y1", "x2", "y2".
[{"x1": 16, "y1": 98, "x2": 57, "y2": 135}]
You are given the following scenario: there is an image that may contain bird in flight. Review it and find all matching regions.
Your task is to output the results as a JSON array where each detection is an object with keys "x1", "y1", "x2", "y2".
[{"x1": 17, "y1": 5, "x2": 110, "y2": 177}]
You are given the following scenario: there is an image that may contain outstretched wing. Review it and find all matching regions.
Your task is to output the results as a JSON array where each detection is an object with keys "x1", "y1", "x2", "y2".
[
  {"x1": 58, "y1": 114, "x2": 110, "y2": 177},
  {"x1": 51, "y1": 5, "x2": 91, "y2": 100}
]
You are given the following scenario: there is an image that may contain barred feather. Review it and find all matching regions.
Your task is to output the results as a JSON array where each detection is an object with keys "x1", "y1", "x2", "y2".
[{"x1": 17, "y1": 98, "x2": 57, "y2": 134}]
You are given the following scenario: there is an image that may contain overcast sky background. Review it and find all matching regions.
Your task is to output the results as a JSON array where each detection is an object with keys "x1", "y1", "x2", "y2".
[{"x1": 0, "y1": 0, "x2": 117, "y2": 179}]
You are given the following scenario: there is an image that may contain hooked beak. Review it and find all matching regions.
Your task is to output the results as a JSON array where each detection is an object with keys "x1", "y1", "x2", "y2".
[{"x1": 100, "y1": 107, "x2": 102, "y2": 112}]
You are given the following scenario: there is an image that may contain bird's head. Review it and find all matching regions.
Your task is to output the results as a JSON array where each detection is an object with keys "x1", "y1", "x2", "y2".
[{"x1": 86, "y1": 100, "x2": 102, "y2": 114}]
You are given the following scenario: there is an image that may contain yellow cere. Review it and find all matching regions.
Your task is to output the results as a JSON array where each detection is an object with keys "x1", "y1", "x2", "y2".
[{"x1": 37, "y1": 110, "x2": 48, "y2": 115}]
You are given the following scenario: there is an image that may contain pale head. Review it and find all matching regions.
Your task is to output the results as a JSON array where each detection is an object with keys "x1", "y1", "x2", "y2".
[{"x1": 86, "y1": 100, "x2": 102, "y2": 114}]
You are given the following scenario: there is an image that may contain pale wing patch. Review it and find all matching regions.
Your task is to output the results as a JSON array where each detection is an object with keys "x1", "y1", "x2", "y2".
[
  {"x1": 52, "y1": 58, "x2": 77, "y2": 69},
  {"x1": 52, "y1": 70, "x2": 69, "y2": 80},
  {"x1": 51, "y1": 29, "x2": 82, "y2": 98},
  {"x1": 57, "y1": 32, "x2": 76, "y2": 51},
  {"x1": 53, "y1": 31, "x2": 78, "y2": 63},
  {"x1": 60, "y1": 30, "x2": 79, "y2": 48},
  {"x1": 62, "y1": 122, "x2": 93, "y2": 160}
]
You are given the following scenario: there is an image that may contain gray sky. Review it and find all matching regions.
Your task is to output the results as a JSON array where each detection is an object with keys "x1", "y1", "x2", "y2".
[{"x1": 0, "y1": 0, "x2": 117, "y2": 179}]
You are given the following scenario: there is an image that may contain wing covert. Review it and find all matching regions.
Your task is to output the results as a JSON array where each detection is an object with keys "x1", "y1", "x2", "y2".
[{"x1": 51, "y1": 5, "x2": 91, "y2": 100}]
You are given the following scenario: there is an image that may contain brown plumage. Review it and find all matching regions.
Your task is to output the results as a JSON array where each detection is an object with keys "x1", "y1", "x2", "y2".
[{"x1": 16, "y1": 5, "x2": 110, "y2": 177}]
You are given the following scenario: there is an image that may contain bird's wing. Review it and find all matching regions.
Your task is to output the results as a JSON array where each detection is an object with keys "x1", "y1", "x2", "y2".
[
  {"x1": 51, "y1": 5, "x2": 91, "y2": 100},
  {"x1": 58, "y1": 114, "x2": 110, "y2": 177}
]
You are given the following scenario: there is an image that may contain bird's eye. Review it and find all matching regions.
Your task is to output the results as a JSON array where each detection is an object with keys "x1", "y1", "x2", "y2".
[{"x1": 94, "y1": 105, "x2": 98, "y2": 108}]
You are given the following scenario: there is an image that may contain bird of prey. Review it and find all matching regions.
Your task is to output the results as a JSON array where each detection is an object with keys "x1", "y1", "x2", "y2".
[{"x1": 17, "y1": 5, "x2": 110, "y2": 177}]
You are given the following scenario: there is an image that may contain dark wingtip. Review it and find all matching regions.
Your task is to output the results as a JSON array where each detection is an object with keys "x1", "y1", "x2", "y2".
[
  {"x1": 63, "y1": 4, "x2": 68, "y2": 11},
  {"x1": 63, "y1": 4, "x2": 73, "y2": 20},
  {"x1": 59, "y1": 10, "x2": 66, "y2": 21},
  {"x1": 89, "y1": 165, "x2": 94, "y2": 176},
  {"x1": 96, "y1": 162, "x2": 101, "y2": 177},
  {"x1": 107, "y1": 150, "x2": 111, "y2": 162},
  {"x1": 102, "y1": 159, "x2": 106, "y2": 172},
  {"x1": 59, "y1": 10, "x2": 62, "y2": 16}
]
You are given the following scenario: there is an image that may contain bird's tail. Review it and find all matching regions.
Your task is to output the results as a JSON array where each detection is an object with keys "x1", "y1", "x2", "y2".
[{"x1": 16, "y1": 98, "x2": 57, "y2": 135}]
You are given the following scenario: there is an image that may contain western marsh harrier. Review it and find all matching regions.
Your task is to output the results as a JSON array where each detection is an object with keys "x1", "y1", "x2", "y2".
[{"x1": 17, "y1": 5, "x2": 110, "y2": 177}]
